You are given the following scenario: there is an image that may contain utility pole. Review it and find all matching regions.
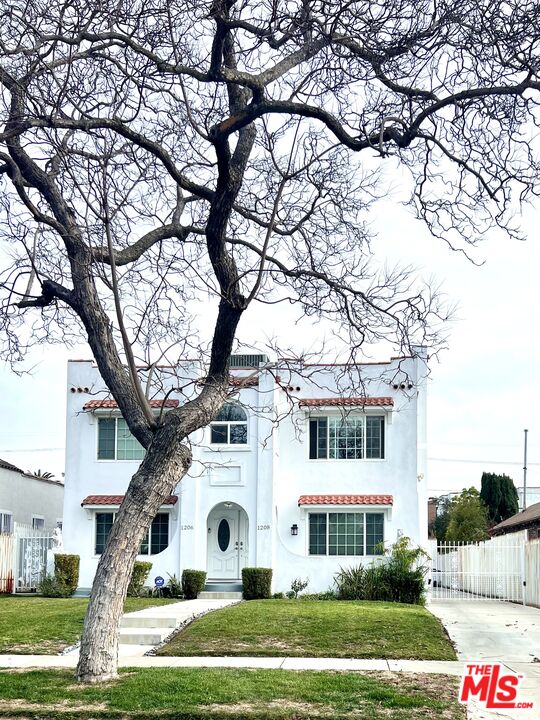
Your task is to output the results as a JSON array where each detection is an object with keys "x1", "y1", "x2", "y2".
[{"x1": 523, "y1": 429, "x2": 528, "y2": 510}]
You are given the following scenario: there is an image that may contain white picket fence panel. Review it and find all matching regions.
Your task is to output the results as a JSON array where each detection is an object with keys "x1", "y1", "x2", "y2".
[{"x1": 429, "y1": 531, "x2": 532, "y2": 603}]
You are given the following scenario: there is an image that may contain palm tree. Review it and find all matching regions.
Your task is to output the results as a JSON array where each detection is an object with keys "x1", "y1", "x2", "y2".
[{"x1": 28, "y1": 469, "x2": 55, "y2": 479}]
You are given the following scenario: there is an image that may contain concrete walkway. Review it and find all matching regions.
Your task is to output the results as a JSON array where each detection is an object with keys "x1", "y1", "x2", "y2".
[
  {"x1": 63, "y1": 598, "x2": 240, "y2": 658},
  {"x1": 428, "y1": 600, "x2": 540, "y2": 719}
]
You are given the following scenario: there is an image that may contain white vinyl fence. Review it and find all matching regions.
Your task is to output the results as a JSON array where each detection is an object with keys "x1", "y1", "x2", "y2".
[
  {"x1": 0, "y1": 533, "x2": 15, "y2": 593},
  {"x1": 525, "y1": 539, "x2": 540, "y2": 607},
  {"x1": 428, "y1": 531, "x2": 540, "y2": 605}
]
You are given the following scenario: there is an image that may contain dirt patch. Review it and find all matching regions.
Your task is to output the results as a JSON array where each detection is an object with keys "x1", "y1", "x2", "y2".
[
  {"x1": 0, "y1": 699, "x2": 108, "y2": 712},
  {"x1": 204, "y1": 699, "x2": 331, "y2": 715},
  {"x1": 0, "y1": 641, "x2": 65, "y2": 654}
]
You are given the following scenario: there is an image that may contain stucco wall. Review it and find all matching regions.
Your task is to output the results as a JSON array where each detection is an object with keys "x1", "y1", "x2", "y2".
[
  {"x1": 63, "y1": 355, "x2": 427, "y2": 593},
  {"x1": 0, "y1": 467, "x2": 63, "y2": 529}
]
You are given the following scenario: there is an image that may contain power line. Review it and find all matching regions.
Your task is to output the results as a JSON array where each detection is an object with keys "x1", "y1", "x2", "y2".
[
  {"x1": 428, "y1": 457, "x2": 540, "y2": 466},
  {"x1": 0, "y1": 447, "x2": 64, "y2": 453}
]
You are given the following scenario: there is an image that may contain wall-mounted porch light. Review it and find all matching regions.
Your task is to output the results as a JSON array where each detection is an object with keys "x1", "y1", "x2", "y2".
[{"x1": 291, "y1": 523, "x2": 299, "y2": 536}]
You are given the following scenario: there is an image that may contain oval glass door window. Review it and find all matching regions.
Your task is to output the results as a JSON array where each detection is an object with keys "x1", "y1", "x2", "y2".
[{"x1": 218, "y1": 519, "x2": 230, "y2": 552}]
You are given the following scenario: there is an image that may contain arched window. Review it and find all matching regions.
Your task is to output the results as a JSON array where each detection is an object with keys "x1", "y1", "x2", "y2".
[{"x1": 210, "y1": 403, "x2": 248, "y2": 445}]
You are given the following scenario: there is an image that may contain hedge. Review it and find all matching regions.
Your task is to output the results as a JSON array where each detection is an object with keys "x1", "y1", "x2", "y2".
[
  {"x1": 54, "y1": 554, "x2": 79, "y2": 597},
  {"x1": 182, "y1": 569, "x2": 206, "y2": 599},
  {"x1": 127, "y1": 561, "x2": 153, "y2": 597},
  {"x1": 242, "y1": 567, "x2": 272, "y2": 600}
]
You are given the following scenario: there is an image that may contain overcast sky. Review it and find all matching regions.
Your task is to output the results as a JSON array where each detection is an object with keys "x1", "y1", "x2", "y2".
[{"x1": 0, "y1": 179, "x2": 538, "y2": 499}]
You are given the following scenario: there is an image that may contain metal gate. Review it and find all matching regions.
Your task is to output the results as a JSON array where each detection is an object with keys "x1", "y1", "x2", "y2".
[
  {"x1": 14, "y1": 523, "x2": 54, "y2": 592},
  {"x1": 428, "y1": 532, "x2": 527, "y2": 602}
]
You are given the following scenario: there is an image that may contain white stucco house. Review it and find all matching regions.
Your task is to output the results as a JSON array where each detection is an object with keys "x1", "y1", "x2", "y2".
[{"x1": 62, "y1": 349, "x2": 428, "y2": 594}]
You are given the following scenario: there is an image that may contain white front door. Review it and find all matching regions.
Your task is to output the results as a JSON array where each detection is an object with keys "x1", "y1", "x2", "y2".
[{"x1": 207, "y1": 508, "x2": 248, "y2": 580}]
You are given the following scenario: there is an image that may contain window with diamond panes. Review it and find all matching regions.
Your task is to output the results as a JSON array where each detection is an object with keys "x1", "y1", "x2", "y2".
[
  {"x1": 97, "y1": 417, "x2": 144, "y2": 461},
  {"x1": 309, "y1": 415, "x2": 384, "y2": 459},
  {"x1": 308, "y1": 512, "x2": 327, "y2": 555},
  {"x1": 210, "y1": 403, "x2": 248, "y2": 445}
]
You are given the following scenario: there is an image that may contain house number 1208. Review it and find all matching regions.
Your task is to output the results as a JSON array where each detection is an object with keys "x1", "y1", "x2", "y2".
[{"x1": 257, "y1": 524, "x2": 270, "y2": 530}]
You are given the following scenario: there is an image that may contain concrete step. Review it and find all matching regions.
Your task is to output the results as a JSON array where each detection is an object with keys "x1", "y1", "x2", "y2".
[
  {"x1": 120, "y1": 616, "x2": 178, "y2": 629},
  {"x1": 119, "y1": 628, "x2": 172, "y2": 645},
  {"x1": 198, "y1": 591, "x2": 243, "y2": 600},
  {"x1": 205, "y1": 582, "x2": 243, "y2": 592}
]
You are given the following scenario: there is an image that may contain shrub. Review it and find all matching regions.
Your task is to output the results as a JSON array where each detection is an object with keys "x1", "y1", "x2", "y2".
[
  {"x1": 289, "y1": 577, "x2": 309, "y2": 599},
  {"x1": 127, "y1": 561, "x2": 153, "y2": 597},
  {"x1": 182, "y1": 569, "x2": 206, "y2": 599},
  {"x1": 333, "y1": 538, "x2": 429, "y2": 605},
  {"x1": 166, "y1": 573, "x2": 183, "y2": 598},
  {"x1": 299, "y1": 590, "x2": 337, "y2": 601},
  {"x1": 39, "y1": 573, "x2": 65, "y2": 598},
  {"x1": 54, "y1": 554, "x2": 79, "y2": 596},
  {"x1": 286, "y1": 590, "x2": 295, "y2": 599},
  {"x1": 334, "y1": 565, "x2": 365, "y2": 600},
  {"x1": 242, "y1": 568, "x2": 272, "y2": 600},
  {"x1": 272, "y1": 592, "x2": 285, "y2": 599},
  {"x1": 39, "y1": 554, "x2": 80, "y2": 598}
]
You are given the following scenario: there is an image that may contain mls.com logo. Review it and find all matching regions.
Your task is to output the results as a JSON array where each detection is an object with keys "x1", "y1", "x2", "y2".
[{"x1": 459, "y1": 663, "x2": 534, "y2": 710}]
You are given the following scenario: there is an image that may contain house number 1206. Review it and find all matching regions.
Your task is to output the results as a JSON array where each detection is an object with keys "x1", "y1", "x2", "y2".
[
  {"x1": 181, "y1": 525, "x2": 194, "y2": 530},
  {"x1": 257, "y1": 524, "x2": 270, "y2": 530}
]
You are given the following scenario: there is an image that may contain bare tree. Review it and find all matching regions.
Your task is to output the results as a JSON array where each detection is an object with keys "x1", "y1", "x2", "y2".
[{"x1": 0, "y1": 0, "x2": 539, "y2": 682}]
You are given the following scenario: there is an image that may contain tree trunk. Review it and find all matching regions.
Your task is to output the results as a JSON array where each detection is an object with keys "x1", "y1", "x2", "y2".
[{"x1": 76, "y1": 422, "x2": 192, "y2": 682}]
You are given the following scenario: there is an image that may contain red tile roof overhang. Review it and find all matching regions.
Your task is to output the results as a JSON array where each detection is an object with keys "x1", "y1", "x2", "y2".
[
  {"x1": 299, "y1": 397, "x2": 394, "y2": 408},
  {"x1": 298, "y1": 494, "x2": 393, "y2": 506},
  {"x1": 82, "y1": 494, "x2": 178, "y2": 507},
  {"x1": 83, "y1": 399, "x2": 179, "y2": 410}
]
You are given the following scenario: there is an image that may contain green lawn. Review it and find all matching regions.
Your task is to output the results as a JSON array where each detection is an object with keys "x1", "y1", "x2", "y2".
[
  {"x1": 158, "y1": 600, "x2": 455, "y2": 660},
  {"x1": 0, "y1": 596, "x2": 178, "y2": 654},
  {"x1": 0, "y1": 667, "x2": 465, "y2": 719}
]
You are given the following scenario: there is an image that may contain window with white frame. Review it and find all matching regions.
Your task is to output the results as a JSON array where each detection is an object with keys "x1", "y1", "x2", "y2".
[
  {"x1": 210, "y1": 403, "x2": 248, "y2": 445},
  {"x1": 32, "y1": 516, "x2": 45, "y2": 530},
  {"x1": 308, "y1": 512, "x2": 384, "y2": 555},
  {"x1": 94, "y1": 511, "x2": 169, "y2": 555},
  {"x1": 97, "y1": 417, "x2": 145, "y2": 460},
  {"x1": 309, "y1": 415, "x2": 385, "y2": 459},
  {"x1": 0, "y1": 512, "x2": 13, "y2": 534}
]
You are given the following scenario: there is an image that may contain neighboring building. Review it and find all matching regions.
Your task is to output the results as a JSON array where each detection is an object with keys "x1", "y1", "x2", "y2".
[
  {"x1": 63, "y1": 350, "x2": 428, "y2": 594},
  {"x1": 517, "y1": 486, "x2": 540, "y2": 512},
  {"x1": 491, "y1": 502, "x2": 540, "y2": 540},
  {"x1": 0, "y1": 459, "x2": 64, "y2": 532},
  {"x1": 427, "y1": 497, "x2": 438, "y2": 537}
]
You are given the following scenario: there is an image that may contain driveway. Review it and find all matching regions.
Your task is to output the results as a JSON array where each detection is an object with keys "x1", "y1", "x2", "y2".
[
  {"x1": 428, "y1": 599, "x2": 540, "y2": 662},
  {"x1": 429, "y1": 600, "x2": 540, "y2": 720}
]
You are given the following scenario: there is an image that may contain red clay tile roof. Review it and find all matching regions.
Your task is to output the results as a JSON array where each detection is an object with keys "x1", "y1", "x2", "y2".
[
  {"x1": 299, "y1": 494, "x2": 393, "y2": 506},
  {"x1": 83, "y1": 399, "x2": 179, "y2": 410},
  {"x1": 82, "y1": 494, "x2": 178, "y2": 506},
  {"x1": 299, "y1": 397, "x2": 393, "y2": 408},
  {"x1": 229, "y1": 376, "x2": 259, "y2": 387}
]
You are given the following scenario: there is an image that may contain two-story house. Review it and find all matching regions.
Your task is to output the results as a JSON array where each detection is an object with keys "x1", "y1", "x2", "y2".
[{"x1": 62, "y1": 350, "x2": 428, "y2": 594}]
